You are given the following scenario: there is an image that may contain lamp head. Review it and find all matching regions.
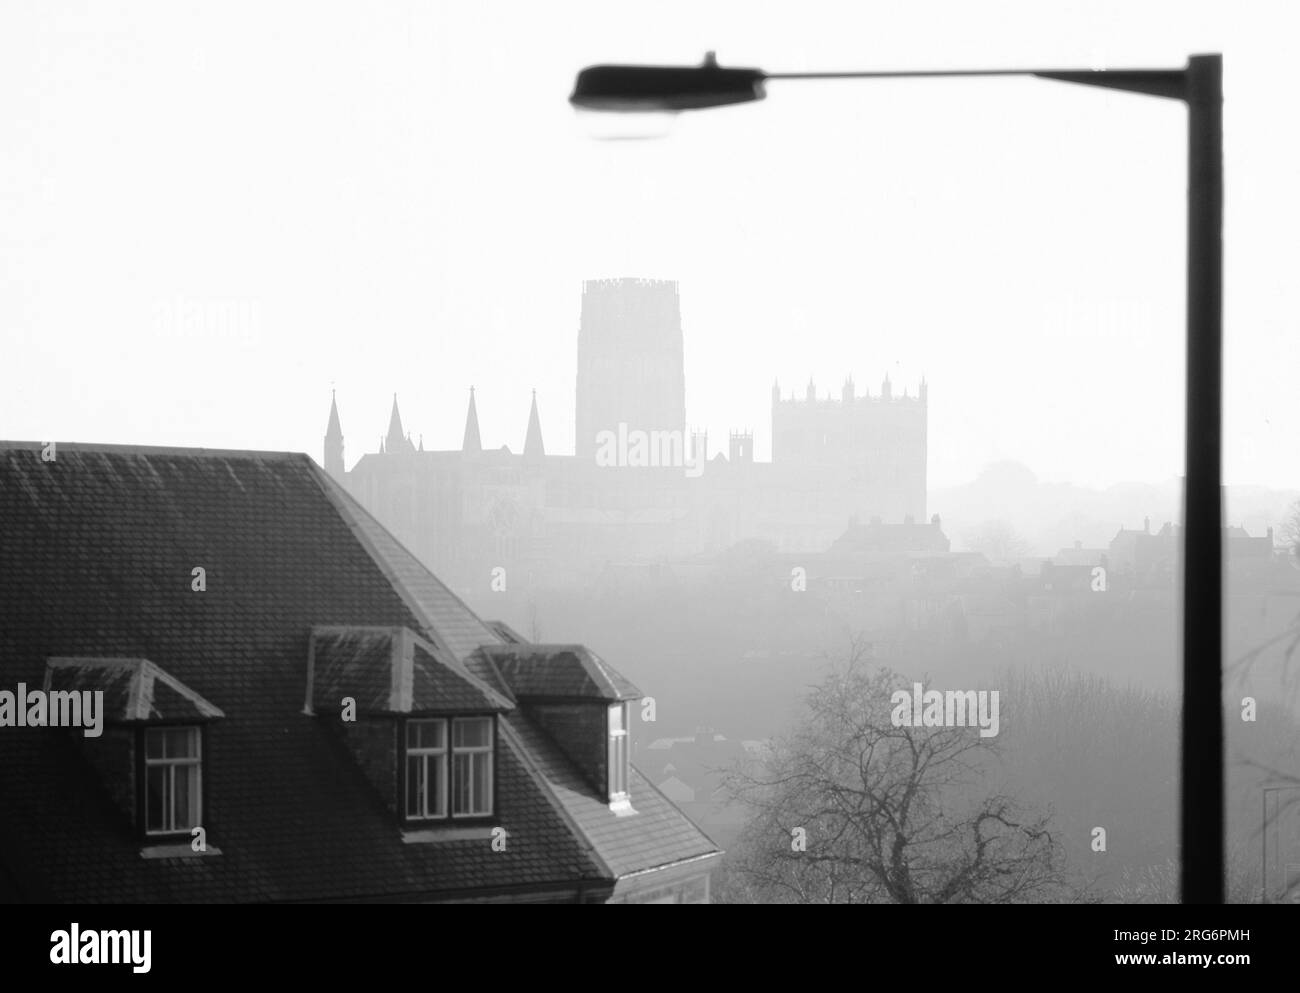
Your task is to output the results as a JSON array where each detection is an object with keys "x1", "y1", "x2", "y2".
[{"x1": 570, "y1": 52, "x2": 766, "y2": 113}]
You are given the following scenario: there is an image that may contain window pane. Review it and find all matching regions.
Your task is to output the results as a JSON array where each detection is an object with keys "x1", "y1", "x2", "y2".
[
  {"x1": 165, "y1": 728, "x2": 197, "y2": 758},
  {"x1": 453, "y1": 753, "x2": 471, "y2": 813},
  {"x1": 145, "y1": 729, "x2": 166, "y2": 760},
  {"x1": 175, "y1": 764, "x2": 199, "y2": 829},
  {"x1": 471, "y1": 752, "x2": 490, "y2": 814},
  {"x1": 609, "y1": 734, "x2": 628, "y2": 795},
  {"x1": 146, "y1": 765, "x2": 167, "y2": 831},
  {"x1": 430, "y1": 754, "x2": 446, "y2": 816},
  {"x1": 454, "y1": 718, "x2": 490, "y2": 749},
  {"x1": 406, "y1": 754, "x2": 423, "y2": 817},
  {"x1": 608, "y1": 704, "x2": 625, "y2": 734},
  {"x1": 408, "y1": 719, "x2": 444, "y2": 750},
  {"x1": 426, "y1": 720, "x2": 445, "y2": 749}
]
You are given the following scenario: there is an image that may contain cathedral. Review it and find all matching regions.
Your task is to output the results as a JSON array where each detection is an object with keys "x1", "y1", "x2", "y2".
[{"x1": 324, "y1": 277, "x2": 928, "y2": 592}]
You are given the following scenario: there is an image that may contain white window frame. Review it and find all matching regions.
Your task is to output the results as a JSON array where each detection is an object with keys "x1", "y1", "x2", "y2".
[
  {"x1": 450, "y1": 717, "x2": 494, "y2": 818},
  {"x1": 143, "y1": 725, "x2": 202, "y2": 836},
  {"x1": 405, "y1": 718, "x2": 448, "y2": 820},
  {"x1": 608, "y1": 702, "x2": 630, "y2": 801}
]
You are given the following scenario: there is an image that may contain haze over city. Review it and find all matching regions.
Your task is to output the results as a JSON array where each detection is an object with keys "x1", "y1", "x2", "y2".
[
  {"x1": 2, "y1": 0, "x2": 1299, "y2": 921},
  {"x1": 3, "y1": 0, "x2": 1298, "y2": 494}
]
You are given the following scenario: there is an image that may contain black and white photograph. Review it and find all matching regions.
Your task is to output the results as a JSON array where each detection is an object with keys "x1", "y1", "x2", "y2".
[{"x1": 0, "y1": 0, "x2": 1296, "y2": 972}]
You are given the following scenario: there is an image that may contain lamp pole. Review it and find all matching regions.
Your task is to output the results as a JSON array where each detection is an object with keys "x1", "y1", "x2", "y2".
[
  {"x1": 1181, "y1": 53, "x2": 1224, "y2": 906},
  {"x1": 572, "y1": 53, "x2": 1225, "y2": 902}
]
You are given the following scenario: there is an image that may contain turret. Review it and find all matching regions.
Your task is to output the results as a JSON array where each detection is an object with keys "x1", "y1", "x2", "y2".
[
  {"x1": 690, "y1": 428, "x2": 708, "y2": 463},
  {"x1": 729, "y1": 430, "x2": 753, "y2": 464}
]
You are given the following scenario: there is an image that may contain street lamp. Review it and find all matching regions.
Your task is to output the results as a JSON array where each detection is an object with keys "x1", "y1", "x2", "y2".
[{"x1": 572, "y1": 51, "x2": 1225, "y2": 904}]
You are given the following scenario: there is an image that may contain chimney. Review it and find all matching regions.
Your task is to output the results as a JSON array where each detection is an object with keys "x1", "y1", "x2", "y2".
[{"x1": 1144, "y1": 516, "x2": 1150, "y2": 534}]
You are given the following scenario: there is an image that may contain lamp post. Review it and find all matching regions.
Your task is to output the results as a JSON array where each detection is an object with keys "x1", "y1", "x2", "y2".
[{"x1": 572, "y1": 52, "x2": 1225, "y2": 904}]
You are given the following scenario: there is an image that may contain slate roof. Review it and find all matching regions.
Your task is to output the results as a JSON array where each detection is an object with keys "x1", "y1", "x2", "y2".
[
  {"x1": 308, "y1": 626, "x2": 510, "y2": 715},
  {"x1": 484, "y1": 645, "x2": 643, "y2": 702},
  {"x1": 44, "y1": 657, "x2": 224, "y2": 723},
  {"x1": 0, "y1": 442, "x2": 719, "y2": 903}
]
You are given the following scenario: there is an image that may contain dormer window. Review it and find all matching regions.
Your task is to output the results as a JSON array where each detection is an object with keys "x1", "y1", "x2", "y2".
[
  {"x1": 40, "y1": 658, "x2": 222, "y2": 845},
  {"x1": 143, "y1": 726, "x2": 203, "y2": 836},
  {"x1": 608, "y1": 702, "x2": 629, "y2": 801},
  {"x1": 479, "y1": 644, "x2": 641, "y2": 810},
  {"x1": 404, "y1": 716, "x2": 495, "y2": 822}
]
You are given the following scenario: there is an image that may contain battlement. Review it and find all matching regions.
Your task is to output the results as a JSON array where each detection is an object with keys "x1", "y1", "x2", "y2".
[
  {"x1": 581, "y1": 276, "x2": 679, "y2": 297},
  {"x1": 774, "y1": 393, "x2": 927, "y2": 406},
  {"x1": 772, "y1": 374, "x2": 928, "y2": 407}
]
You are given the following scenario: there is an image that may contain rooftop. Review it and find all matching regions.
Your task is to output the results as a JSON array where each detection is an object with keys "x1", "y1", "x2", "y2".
[{"x1": 0, "y1": 441, "x2": 719, "y2": 902}]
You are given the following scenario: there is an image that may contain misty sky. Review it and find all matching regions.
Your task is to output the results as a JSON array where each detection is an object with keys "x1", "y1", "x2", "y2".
[{"x1": 1, "y1": 1, "x2": 1295, "y2": 491}]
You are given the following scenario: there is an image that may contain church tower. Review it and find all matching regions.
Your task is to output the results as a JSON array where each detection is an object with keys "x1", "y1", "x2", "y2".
[
  {"x1": 575, "y1": 278, "x2": 686, "y2": 460},
  {"x1": 324, "y1": 390, "x2": 344, "y2": 480}
]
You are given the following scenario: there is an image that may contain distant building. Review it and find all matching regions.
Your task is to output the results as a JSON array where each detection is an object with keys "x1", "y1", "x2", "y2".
[
  {"x1": 1052, "y1": 540, "x2": 1108, "y2": 567},
  {"x1": 828, "y1": 514, "x2": 950, "y2": 556},
  {"x1": 330, "y1": 277, "x2": 929, "y2": 590},
  {"x1": 640, "y1": 729, "x2": 752, "y2": 850},
  {"x1": 1108, "y1": 518, "x2": 1276, "y2": 587},
  {"x1": 0, "y1": 442, "x2": 720, "y2": 903}
]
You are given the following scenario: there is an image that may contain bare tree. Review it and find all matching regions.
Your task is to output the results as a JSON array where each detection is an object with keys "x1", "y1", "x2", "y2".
[
  {"x1": 1278, "y1": 499, "x2": 1300, "y2": 560},
  {"x1": 718, "y1": 643, "x2": 1079, "y2": 903},
  {"x1": 966, "y1": 519, "x2": 1031, "y2": 563}
]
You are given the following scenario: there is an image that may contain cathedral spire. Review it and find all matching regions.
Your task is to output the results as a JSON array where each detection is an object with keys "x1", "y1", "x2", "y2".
[
  {"x1": 385, "y1": 394, "x2": 409, "y2": 453},
  {"x1": 524, "y1": 389, "x2": 545, "y2": 461},
  {"x1": 324, "y1": 389, "x2": 344, "y2": 479},
  {"x1": 462, "y1": 387, "x2": 482, "y2": 453}
]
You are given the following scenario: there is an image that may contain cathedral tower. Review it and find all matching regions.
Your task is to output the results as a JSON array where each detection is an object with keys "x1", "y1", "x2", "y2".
[{"x1": 575, "y1": 278, "x2": 686, "y2": 460}]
